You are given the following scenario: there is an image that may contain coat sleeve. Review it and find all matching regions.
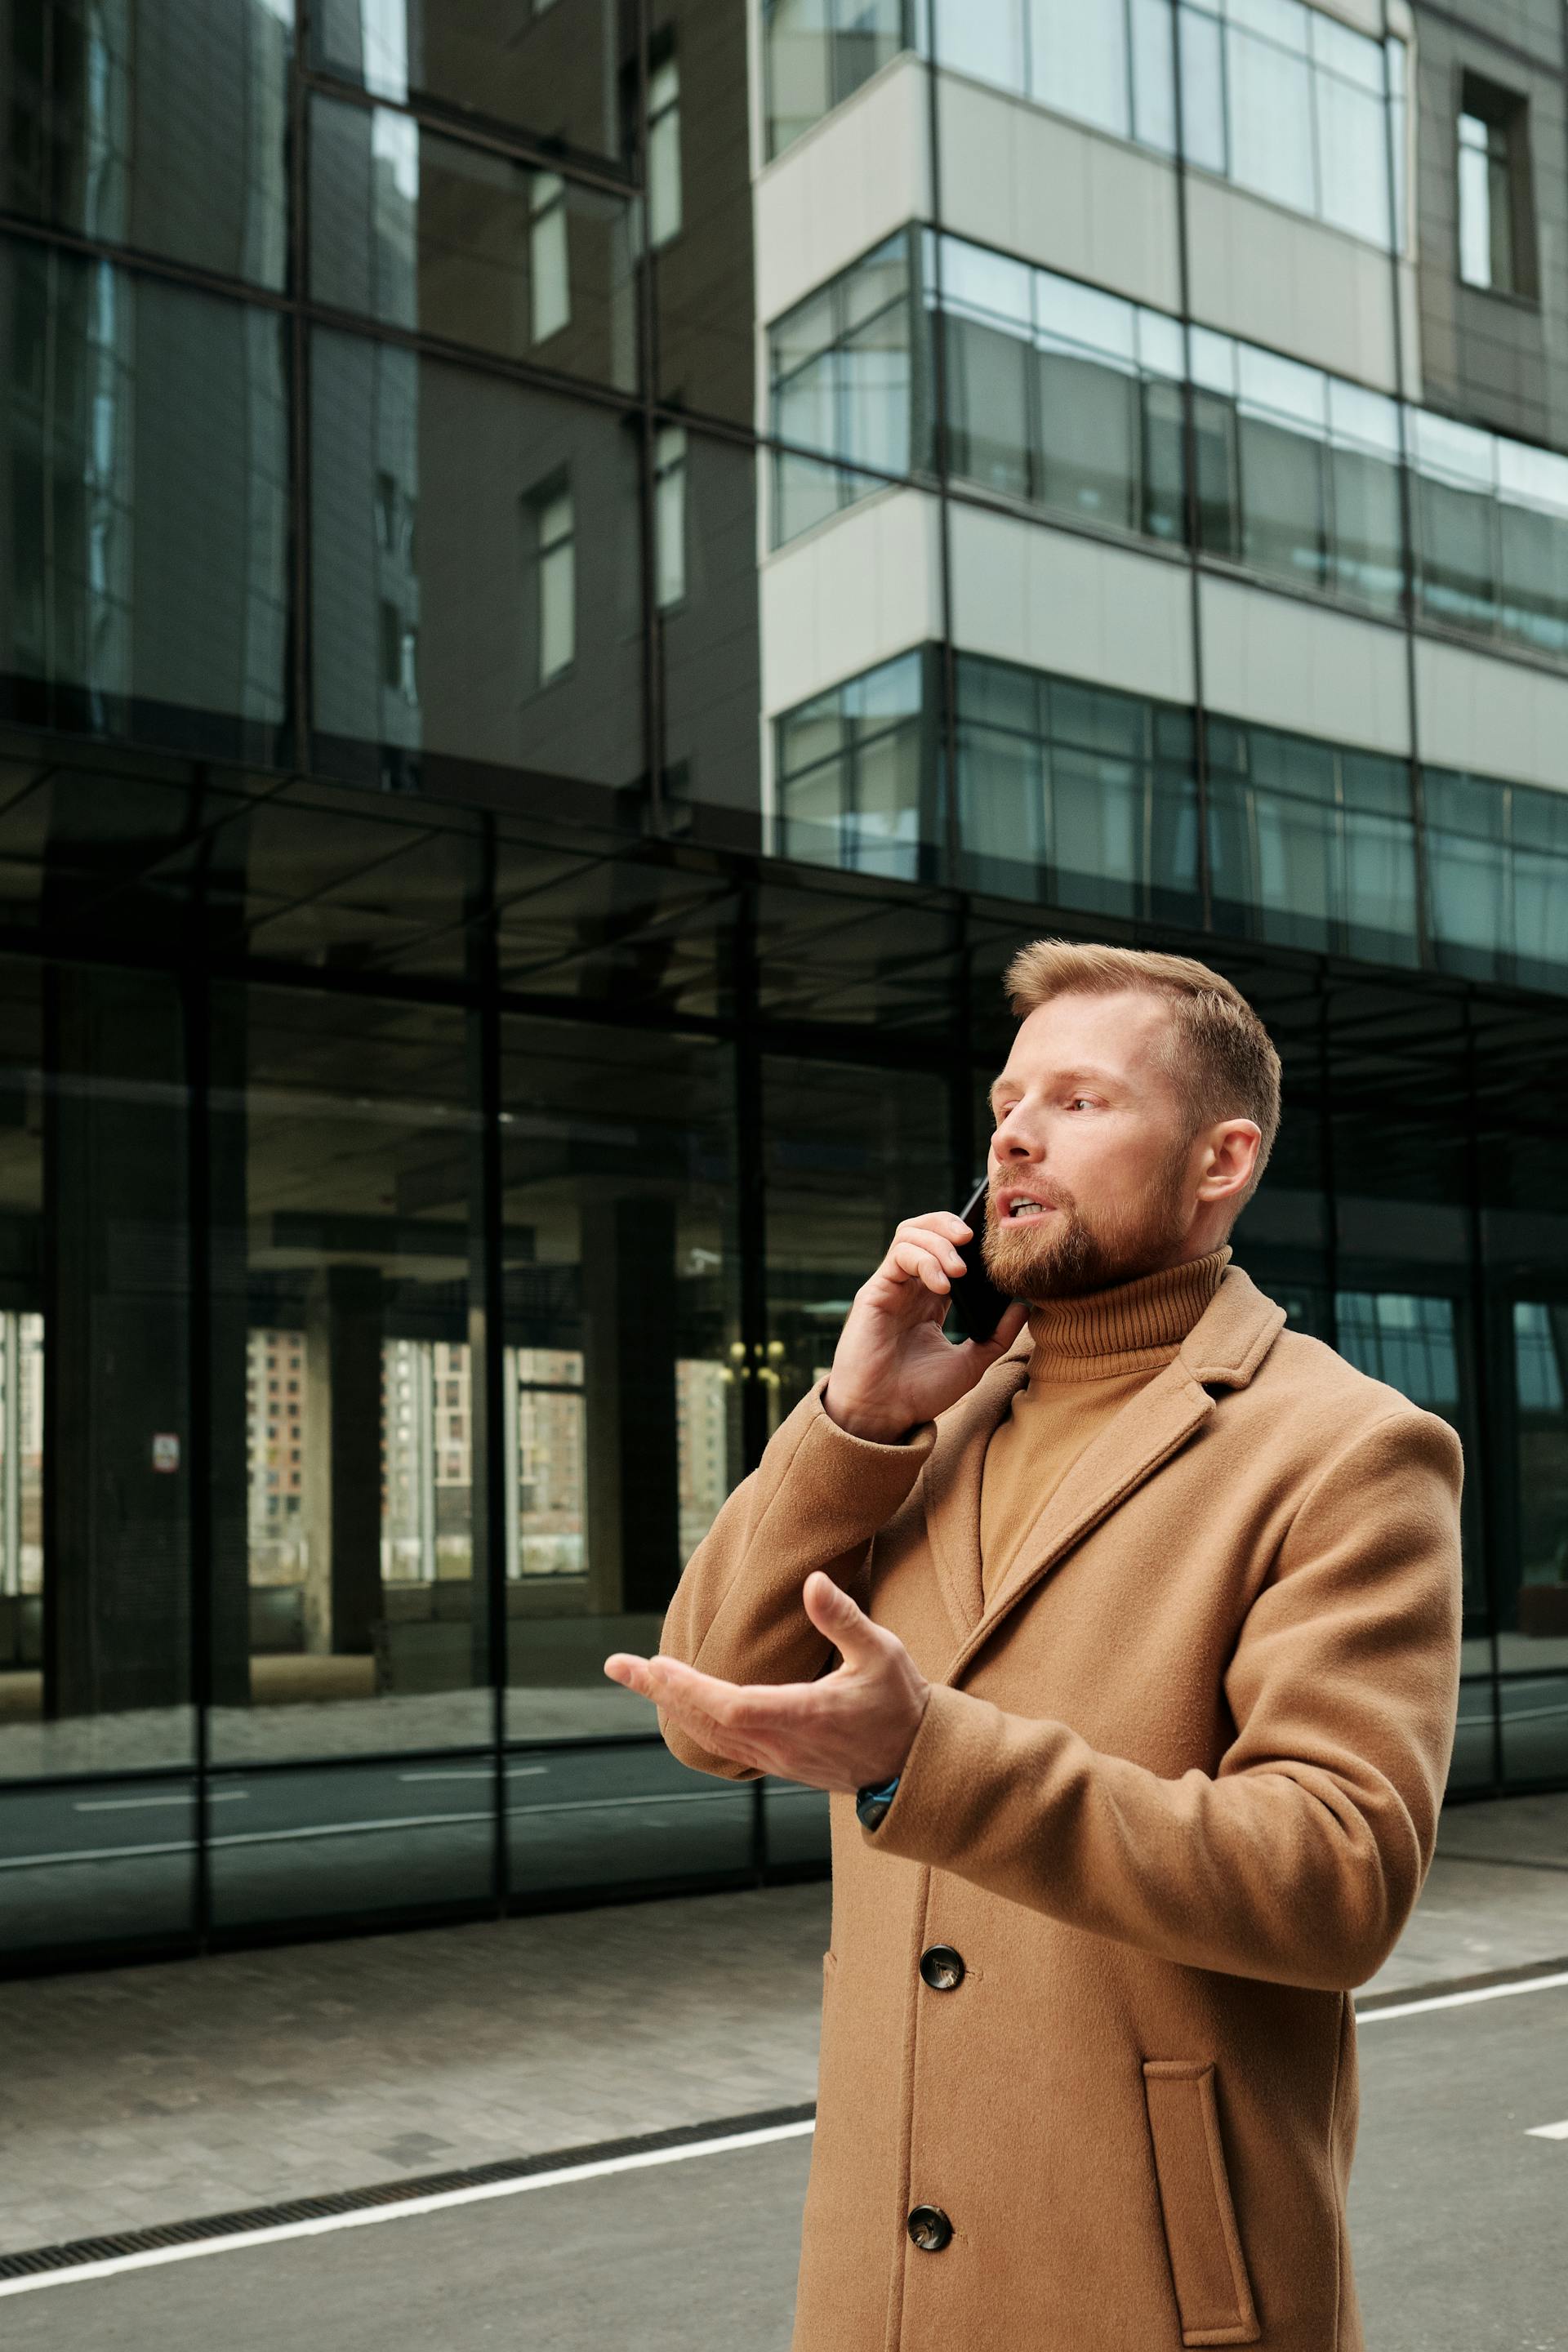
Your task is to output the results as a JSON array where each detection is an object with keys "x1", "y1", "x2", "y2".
[
  {"x1": 656, "y1": 1380, "x2": 937, "y2": 1781},
  {"x1": 871, "y1": 1405, "x2": 1464, "y2": 1990}
]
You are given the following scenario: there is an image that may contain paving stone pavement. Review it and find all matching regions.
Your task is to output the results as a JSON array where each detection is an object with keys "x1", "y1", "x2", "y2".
[{"x1": 2, "y1": 1793, "x2": 1564, "y2": 2259}]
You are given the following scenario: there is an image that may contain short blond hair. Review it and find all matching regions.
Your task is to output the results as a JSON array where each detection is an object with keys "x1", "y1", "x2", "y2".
[{"x1": 1002, "y1": 938, "x2": 1281, "y2": 1212}]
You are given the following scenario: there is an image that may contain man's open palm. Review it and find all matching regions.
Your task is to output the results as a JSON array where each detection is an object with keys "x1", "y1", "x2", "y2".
[{"x1": 604, "y1": 1571, "x2": 929, "y2": 1792}]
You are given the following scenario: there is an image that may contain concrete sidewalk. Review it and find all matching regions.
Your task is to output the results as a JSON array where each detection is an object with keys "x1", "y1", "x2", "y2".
[{"x1": 2, "y1": 1791, "x2": 1565, "y2": 2261}]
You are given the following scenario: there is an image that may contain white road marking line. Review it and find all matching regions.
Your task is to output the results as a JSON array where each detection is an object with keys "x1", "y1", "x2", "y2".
[
  {"x1": 1356, "y1": 1970, "x2": 1568, "y2": 2024},
  {"x1": 397, "y1": 1767, "x2": 550, "y2": 1783},
  {"x1": 1526, "y1": 2118, "x2": 1568, "y2": 2140},
  {"x1": 73, "y1": 1793, "x2": 248, "y2": 1813},
  {"x1": 0, "y1": 2120, "x2": 819, "y2": 2299}
]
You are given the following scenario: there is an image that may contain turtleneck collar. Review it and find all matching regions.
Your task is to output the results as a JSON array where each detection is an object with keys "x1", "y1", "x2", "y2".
[{"x1": 1023, "y1": 1245, "x2": 1232, "y2": 1383}]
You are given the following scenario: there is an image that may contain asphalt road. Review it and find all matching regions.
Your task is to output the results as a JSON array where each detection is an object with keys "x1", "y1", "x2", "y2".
[{"x1": 3, "y1": 1978, "x2": 1564, "y2": 2352}]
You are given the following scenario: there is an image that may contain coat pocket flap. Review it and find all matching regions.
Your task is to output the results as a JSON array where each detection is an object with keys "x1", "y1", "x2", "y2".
[{"x1": 1142, "y1": 2061, "x2": 1261, "y2": 2348}]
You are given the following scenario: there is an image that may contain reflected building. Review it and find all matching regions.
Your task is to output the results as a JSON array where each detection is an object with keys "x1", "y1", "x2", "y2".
[{"x1": 1, "y1": 0, "x2": 1566, "y2": 1972}]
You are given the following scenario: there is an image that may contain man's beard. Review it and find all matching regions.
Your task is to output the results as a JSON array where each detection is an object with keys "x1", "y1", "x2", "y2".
[{"x1": 981, "y1": 1153, "x2": 1193, "y2": 1303}]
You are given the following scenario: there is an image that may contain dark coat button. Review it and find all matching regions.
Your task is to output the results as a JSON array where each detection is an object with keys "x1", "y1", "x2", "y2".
[
  {"x1": 919, "y1": 1944, "x2": 965, "y2": 1991},
  {"x1": 907, "y1": 2205, "x2": 953, "y2": 2252}
]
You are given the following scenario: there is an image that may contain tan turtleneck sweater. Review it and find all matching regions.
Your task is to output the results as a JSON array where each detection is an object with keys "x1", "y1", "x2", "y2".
[{"x1": 978, "y1": 1245, "x2": 1232, "y2": 1603}]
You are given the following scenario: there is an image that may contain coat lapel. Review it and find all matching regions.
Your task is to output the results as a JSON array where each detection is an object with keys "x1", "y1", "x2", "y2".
[
  {"x1": 918, "y1": 1349, "x2": 1030, "y2": 1644},
  {"x1": 935, "y1": 1266, "x2": 1288, "y2": 1687}
]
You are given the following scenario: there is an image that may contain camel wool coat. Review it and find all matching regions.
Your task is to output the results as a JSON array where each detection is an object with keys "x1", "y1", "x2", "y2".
[{"x1": 657, "y1": 1264, "x2": 1464, "y2": 2352}]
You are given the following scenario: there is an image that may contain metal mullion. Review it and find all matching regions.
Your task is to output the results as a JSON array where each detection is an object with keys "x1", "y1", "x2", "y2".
[
  {"x1": 474, "y1": 815, "x2": 510, "y2": 1910},
  {"x1": 1165, "y1": 0, "x2": 1213, "y2": 933},
  {"x1": 296, "y1": 69, "x2": 639, "y2": 200},
  {"x1": 184, "y1": 960, "x2": 213, "y2": 1952},
  {"x1": 0, "y1": 211, "x2": 296, "y2": 318},
  {"x1": 289, "y1": 9, "x2": 312, "y2": 774},
  {"x1": 303, "y1": 298, "x2": 645, "y2": 425}
]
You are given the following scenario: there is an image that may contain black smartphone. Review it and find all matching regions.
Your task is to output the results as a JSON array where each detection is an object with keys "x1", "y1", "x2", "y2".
[{"x1": 945, "y1": 1177, "x2": 1017, "y2": 1343}]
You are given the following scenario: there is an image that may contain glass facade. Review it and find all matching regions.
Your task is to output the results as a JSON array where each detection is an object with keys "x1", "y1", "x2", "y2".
[{"x1": 2, "y1": 0, "x2": 1567, "y2": 1974}]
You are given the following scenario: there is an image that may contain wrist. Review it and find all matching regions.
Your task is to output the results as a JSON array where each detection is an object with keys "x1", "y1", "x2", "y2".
[{"x1": 822, "y1": 1383, "x2": 908, "y2": 1446}]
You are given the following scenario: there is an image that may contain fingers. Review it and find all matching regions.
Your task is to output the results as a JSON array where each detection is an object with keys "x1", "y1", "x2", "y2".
[
  {"x1": 801, "y1": 1570, "x2": 890, "y2": 1669},
  {"x1": 899, "y1": 1210, "x2": 975, "y2": 1244},
  {"x1": 603, "y1": 1652, "x2": 655, "y2": 1696},
  {"x1": 887, "y1": 1222, "x2": 969, "y2": 1294},
  {"x1": 974, "y1": 1299, "x2": 1030, "y2": 1356}
]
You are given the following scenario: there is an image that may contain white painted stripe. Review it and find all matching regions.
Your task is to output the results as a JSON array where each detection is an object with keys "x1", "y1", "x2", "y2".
[
  {"x1": 74, "y1": 1793, "x2": 247, "y2": 1813},
  {"x1": 396, "y1": 1767, "x2": 550, "y2": 1783},
  {"x1": 1526, "y1": 2118, "x2": 1568, "y2": 2140},
  {"x1": 1356, "y1": 1970, "x2": 1568, "y2": 2024},
  {"x1": 0, "y1": 2120, "x2": 818, "y2": 2299}
]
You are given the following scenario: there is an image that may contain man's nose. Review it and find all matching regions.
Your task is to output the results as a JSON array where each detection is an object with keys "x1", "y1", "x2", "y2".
[{"x1": 991, "y1": 1114, "x2": 1042, "y2": 1160}]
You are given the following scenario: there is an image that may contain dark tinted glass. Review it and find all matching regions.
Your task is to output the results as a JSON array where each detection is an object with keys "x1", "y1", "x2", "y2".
[
  {"x1": 661, "y1": 431, "x2": 762, "y2": 849},
  {"x1": 310, "y1": 96, "x2": 636, "y2": 390},
  {"x1": 206, "y1": 985, "x2": 490, "y2": 1797},
  {"x1": 497, "y1": 1016, "x2": 741, "y2": 1748},
  {"x1": 310, "y1": 330, "x2": 644, "y2": 789},
  {"x1": 6, "y1": 0, "x2": 291, "y2": 288},
  {"x1": 0, "y1": 956, "x2": 194, "y2": 1789},
  {"x1": 650, "y1": 1, "x2": 756, "y2": 424},
  {"x1": 1, "y1": 242, "x2": 290, "y2": 763},
  {"x1": 313, "y1": 0, "x2": 623, "y2": 167}
]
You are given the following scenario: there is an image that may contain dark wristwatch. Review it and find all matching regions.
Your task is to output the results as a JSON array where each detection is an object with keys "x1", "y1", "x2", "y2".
[{"x1": 855, "y1": 1775, "x2": 901, "y2": 1832}]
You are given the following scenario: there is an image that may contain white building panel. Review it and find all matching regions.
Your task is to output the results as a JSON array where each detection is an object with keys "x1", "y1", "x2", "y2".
[
  {"x1": 760, "y1": 487, "x2": 942, "y2": 717},
  {"x1": 1414, "y1": 639, "x2": 1568, "y2": 794},
  {"x1": 1184, "y1": 176, "x2": 1416, "y2": 395},
  {"x1": 935, "y1": 74, "x2": 1182, "y2": 314},
  {"x1": 1200, "y1": 576, "x2": 1411, "y2": 754},
  {"x1": 949, "y1": 506, "x2": 1194, "y2": 706},
  {"x1": 754, "y1": 56, "x2": 929, "y2": 327}
]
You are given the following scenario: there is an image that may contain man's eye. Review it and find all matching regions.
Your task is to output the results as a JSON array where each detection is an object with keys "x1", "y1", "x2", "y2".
[{"x1": 1068, "y1": 1097, "x2": 1094, "y2": 1111}]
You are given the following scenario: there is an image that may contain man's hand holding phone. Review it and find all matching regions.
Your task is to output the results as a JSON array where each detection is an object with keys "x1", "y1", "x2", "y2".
[{"x1": 822, "y1": 1201, "x2": 1028, "y2": 1445}]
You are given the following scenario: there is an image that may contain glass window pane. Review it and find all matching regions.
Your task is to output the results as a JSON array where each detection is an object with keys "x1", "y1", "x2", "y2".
[
  {"x1": 1316, "y1": 71, "x2": 1391, "y2": 246},
  {"x1": 1329, "y1": 445, "x2": 1404, "y2": 612},
  {"x1": 1415, "y1": 474, "x2": 1499, "y2": 635},
  {"x1": 1193, "y1": 390, "x2": 1241, "y2": 558},
  {"x1": 1130, "y1": 0, "x2": 1178, "y2": 152},
  {"x1": 309, "y1": 97, "x2": 635, "y2": 390},
  {"x1": 1178, "y1": 5, "x2": 1227, "y2": 172},
  {"x1": 310, "y1": 332, "x2": 644, "y2": 789},
  {"x1": 1035, "y1": 350, "x2": 1138, "y2": 530},
  {"x1": 1226, "y1": 24, "x2": 1315, "y2": 213},
  {"x1": 498, "y1": 1020, "x2": 741, "y2": 1748},
  {"x1": 1508, "y1": 1306, "x2": 1568, "y2": 1678},
  {"x1": 651, "y1": 8, "x2": 754, "y2": 425},
  {"x1": 1498, "y1": 504, "x2": 1568, "y2": 657},
  {"x1": 662, "y1": 433, "x2": 762, "y2": 843},
  {"x1": 933, "y1": 0, "x2": 1023, "y2": 86},
  {"x1": 11, "y1": 0, "x2": 291, "y2": 289},
  {"x1": 1239, "y1": 415, "x2": 1329, "y2": 590},
  {"x1": 946, "y1": 315, "x2": 1031, "y2": 499},
  {"x1": 0, "y1": 959, "x2": 194, "y2": 1797},
  {"x1": 1423, "y1": 768, "x2": 1508, "y2": 976},
  {"x1": 207, "y1": 988, "x2": 488, "y2": 1795},
  {"x1": 313, "y1": 0, "x2": 621, "y2": 163},
  {"x1": 1028, "y1": 0, "x2": 1130, "y2": 136},
  {"x1": 0, "y1": 243, "x2": 290, "y2": 764}
]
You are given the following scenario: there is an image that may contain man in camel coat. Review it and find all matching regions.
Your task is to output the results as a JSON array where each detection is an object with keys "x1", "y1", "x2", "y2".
[{"x1": 606, "y1": 939, "x2": 1463, "y2": 2352}]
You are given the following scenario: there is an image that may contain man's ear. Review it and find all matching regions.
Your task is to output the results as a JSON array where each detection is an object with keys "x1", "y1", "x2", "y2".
[{"x1": 1196, "y1": 1119, "x2": 1260, "y2": 1205}]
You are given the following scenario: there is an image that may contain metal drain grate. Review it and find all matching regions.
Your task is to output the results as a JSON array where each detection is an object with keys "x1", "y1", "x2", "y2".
[{"x1": 0, "y1": 2100, "x2": 817, "y2": 2282}]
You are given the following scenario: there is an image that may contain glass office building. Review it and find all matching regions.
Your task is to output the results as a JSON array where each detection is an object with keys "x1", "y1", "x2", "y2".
[{"x1": 2, "y1": 0, "x2": 1566, "y2": 1973}]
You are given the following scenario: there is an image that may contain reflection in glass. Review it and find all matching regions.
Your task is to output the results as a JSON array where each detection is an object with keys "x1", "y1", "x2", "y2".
[
  {"x1": 498, "y1": 1018, "x2": 740, "y2": 1745},
  {"x1": 769, "y1": 235, "x2": 915, "y2": 546},
  {"x1": 1, "y1": 243, "x2": 290, "y2": 757},
  {"x1": 776, "y1": 650, "x2": 931, "y2": 880},
  {"x1": 955, "y1": 657, "x2": 1198, "y2": 924},
  {"x1": 8, "y1": 0, "x2": 292, "y2": 288},
  {"x1": 764, "y1": 0, "x2": 910, "y2": 158},
  {"x1": 313, "y1": 0, "x2": 621, "y2": 163},
  {"x1": 310, "y1": 332, "x2": 643, "y2": 786},
  {"x1": 210, "y1": 986, "x2": 487, "y2": 1765},
  {"x1": 310, "y1": 97, "x2": 635, "y2": 389},
  {"x1": 1208, "y1": 723, "x2": 1417, "y2": 964},
  {"x1": 1424, "y1": 770, "x2": 1568, "y2": 991},
  {"x1": 1508, "y1": 1303, "x2": 1568, "y2": 1670}
]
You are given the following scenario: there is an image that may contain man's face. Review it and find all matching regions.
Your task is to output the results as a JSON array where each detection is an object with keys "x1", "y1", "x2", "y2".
[{"x1": 982, "y1": 991, "x2": 1205, "y2": 1302}]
